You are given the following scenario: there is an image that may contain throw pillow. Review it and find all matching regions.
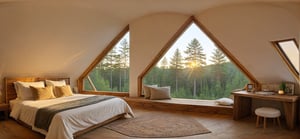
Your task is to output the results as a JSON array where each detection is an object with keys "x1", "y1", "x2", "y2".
[
  {"x1": 30, "y1": 86, "x2": 56, "y2": 100},
  {"x1": 216, "y1": 98, "x2": 234, "y2": 106},
  {"x1": 14, "y1": 81, "x2": 45, "y2": 100},
  {"x1": 143, "y1": 84, "x2": 158, "y2": 99},
  {"x1": 45, "y1": 80, "x2": 67, "y2": 97},
  {"x1": 55, "y1": 85, "x2": 73, "y2": 97},
  {"x1": 149, "y1": 86, "x2": 171, "y2": 100}
]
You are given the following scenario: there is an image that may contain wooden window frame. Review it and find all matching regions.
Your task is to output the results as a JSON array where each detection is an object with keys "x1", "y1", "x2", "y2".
[
  {"x1": 77, "y1": 25, "x2": 129, "y2": 97},
  {"x1": 137, "y1": 16, "x2": 259, "y2": 96},
  {"x1": 272, "y1": 38, "x2": 299, "y2": 81}
]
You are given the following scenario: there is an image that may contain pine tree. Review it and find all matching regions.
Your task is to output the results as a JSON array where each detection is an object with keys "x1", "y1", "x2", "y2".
[
  {"x1": 210, "y1": 48, "x2": 226, "y2": 65},
  {"x1": 160, "y1": 57, "x2": 169, "y2": 69},
  {"x1": 184, "y1": 38, "x2": 206, "y2": 68},
  {"x1": 170, "y1": 48, "x2": 184, "y2": 92},
  {"x1": 119, "y1": 38, "x2": 130, "y2": 91},
  {"x1": 102, "y1": 47, "x2": 118, "y2": 91},
  {"x1": 184, "y1": 38, "x2": 206, "y2": 97},
  {"x1": 210, "y1": 48, "x2": 227, "y2": 96},
  {"x1": 119, "y1": 39, "x2": 130, "y2": 68}
]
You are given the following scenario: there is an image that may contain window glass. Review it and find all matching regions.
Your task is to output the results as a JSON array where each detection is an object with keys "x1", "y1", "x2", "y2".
[
  {"x1": 84, "y1": 32, "x2": 130, "y2": 92},
  {"x1": 277, "y1": 40, "x2": 299, "y2": 74},
  {"x1": 143, "y1": 23, "x2": 249, "y2": 99}
]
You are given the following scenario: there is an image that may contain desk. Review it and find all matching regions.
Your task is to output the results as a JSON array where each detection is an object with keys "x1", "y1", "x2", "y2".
[{"x1": 232, "y1": 91, "x2": 299, "y2": 130}]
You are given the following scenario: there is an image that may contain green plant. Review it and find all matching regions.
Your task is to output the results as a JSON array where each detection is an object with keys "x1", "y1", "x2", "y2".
[{"x1": 279, "y1": 82, "x2": 286, "y2": 90}]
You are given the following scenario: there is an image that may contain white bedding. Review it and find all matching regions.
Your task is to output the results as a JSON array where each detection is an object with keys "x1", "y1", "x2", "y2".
[{"x1": 10, "y1": 94, "x2": 134, "y2": 139}]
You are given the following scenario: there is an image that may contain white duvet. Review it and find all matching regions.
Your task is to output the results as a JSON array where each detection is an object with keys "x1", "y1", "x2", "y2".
[{"x1": 10, "y1": 94, "x2": 134, "y2": 139}]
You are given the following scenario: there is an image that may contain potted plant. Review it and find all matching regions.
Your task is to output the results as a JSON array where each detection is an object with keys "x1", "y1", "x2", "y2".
[{"x1": 278, "y1": 82, "x2": 286, "y2": 95}]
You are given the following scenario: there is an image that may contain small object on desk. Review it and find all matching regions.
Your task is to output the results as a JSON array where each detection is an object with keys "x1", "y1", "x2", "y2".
[
  {"x1": 278, "y1": 90, "x2": 284, "y2": 95},
  {"x1": 255, "y1": 91, "x2": 275, "y2": 95},
  {"x1": 278, "y1": 82, "x2": 286, "y2": 95},
  {"x1": 246, "y1": 83, "x2": 254, "y2": 92}
]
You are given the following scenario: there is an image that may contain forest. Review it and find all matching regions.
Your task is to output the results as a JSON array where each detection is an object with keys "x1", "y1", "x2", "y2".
[{"x1": 84, "y1": 38, "x2": 249, "y2": 100}]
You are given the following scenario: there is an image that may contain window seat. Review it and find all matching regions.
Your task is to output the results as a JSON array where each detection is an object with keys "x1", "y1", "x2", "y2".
[{"x1": 123, "y1": 97, "x2": 233, "y2": 115}]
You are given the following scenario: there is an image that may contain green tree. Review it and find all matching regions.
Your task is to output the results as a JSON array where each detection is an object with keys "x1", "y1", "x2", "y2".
[
  {"x1": 170, "y1": 48, "x2": 184, "y2": 92},
  {"x1": 119, "y1": 38, "x2": 130, "y2": 91},
  {"x1": 210, "y1": 48, "x2": 227, "y2": 96},
  {"x1": 184, "y1": 38, "x2": 206, "y2": 67},
  {"x1": 210, "y1": 48, "x2": 226, "y2": 65},
  {"x1": 159, "y1": 57, "x2": 169, "y2": 86},
  {"x1": 102, "y1": 47, "x2": 118, "y2": 91},
  {"x1": 184, "y1": 38, "x2": 206, "y2": 97},
  {"x1": 160, "y1": 57, "x2": 169, "y2": 69}
]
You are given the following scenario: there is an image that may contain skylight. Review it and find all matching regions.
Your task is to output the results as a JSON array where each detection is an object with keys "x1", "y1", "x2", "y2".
[{"x1": 273, "y1": 38, "x2": 299, "y2": 79}]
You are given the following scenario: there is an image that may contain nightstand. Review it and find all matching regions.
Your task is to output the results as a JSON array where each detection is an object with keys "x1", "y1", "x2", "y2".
[{"x1": 0, "y1": 103, "x2": 9, "y2": 120}]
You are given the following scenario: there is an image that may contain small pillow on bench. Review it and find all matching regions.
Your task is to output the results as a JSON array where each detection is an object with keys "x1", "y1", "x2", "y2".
[
  {"x1": 143, "y1": 84, "x2": 158, "y2": 99},
  {"x1": 216, "y1": 98, "x2": 234, "y2": 106},
  {"x1": 149, "y1": 86, "x2": 171, "y2": 100}
]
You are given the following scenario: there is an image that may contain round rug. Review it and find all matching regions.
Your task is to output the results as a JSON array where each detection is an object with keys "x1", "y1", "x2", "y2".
[{"x1": 104, "y1": 112, "x2": 211, "y2": 138}]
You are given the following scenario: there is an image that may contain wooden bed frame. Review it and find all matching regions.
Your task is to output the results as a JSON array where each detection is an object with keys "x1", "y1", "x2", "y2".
[{"x1": 3, "y1": 77, "x2": 126, "y2": 137}]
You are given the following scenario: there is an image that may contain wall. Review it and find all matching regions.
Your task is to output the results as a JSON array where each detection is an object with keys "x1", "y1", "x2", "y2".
[
  {"x1": 128, "y1": 3, "x2": 299, "y2": 97},
  {"x1": 0, "y1": 2, "x2": 299, "y2": 101},
  {"x1": 129, "y1": 13, "x2": 189, "y2": 97},
  {"x1": 0, "y1": 2, "x2": 127, "y2": 102},
  {"x1": 196, "y1": 2, "x2": 300, "y2": 94}
]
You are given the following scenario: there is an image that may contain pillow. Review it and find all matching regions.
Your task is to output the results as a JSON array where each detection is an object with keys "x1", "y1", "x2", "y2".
[
  {"x1": 45, "y1": 80, "x2": 67, "y2": 97},
  {"x1": 45, "y1": 80, "x2": 66, "y2": 87},
  {"x1": 30, "y1": 86, "x2": 56, "y2": 100},
  {"x1": 143, "y1": 84, "x2": 158, "y2": 99},
  {"x1": 55, "y1": 85, "x2": 73, "y2": 97},
  {"x1": 216, "y1": 98, "x2": 234, "y2": 106},
  {"x1": 149, "y1": 86, "x2": 171, "y2": 100},
  {"x1": 14, "y1": 81, "x2": 45, "y2": 100}
]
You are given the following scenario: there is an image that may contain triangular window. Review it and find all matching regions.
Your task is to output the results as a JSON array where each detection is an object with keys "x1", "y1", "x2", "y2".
[
  {"x1": 81, "y1": 29, "x2": 130, "y2": 93},
  {"x1": 142, "y1": 22, "x2": 250, "y2": 99}
]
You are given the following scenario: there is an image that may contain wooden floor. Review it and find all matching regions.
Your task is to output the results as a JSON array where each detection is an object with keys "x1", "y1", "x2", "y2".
[{"x1": 0, "y1": 106, "x2": 299, "y2": 139}]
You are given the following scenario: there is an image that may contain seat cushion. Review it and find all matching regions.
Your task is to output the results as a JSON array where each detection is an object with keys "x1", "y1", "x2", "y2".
[{"x1": 255, "y1": 107, "x2": 281, "y2": 118}]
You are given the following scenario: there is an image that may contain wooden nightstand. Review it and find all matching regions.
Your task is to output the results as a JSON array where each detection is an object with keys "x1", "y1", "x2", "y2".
[{"x1": 0, "y1": 103, "x2": 9, "y2": 120}]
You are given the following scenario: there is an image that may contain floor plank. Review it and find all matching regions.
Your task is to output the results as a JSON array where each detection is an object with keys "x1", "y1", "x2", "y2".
[{"x1": 0, "y1": 106, "x2": 299, "y2": 139}]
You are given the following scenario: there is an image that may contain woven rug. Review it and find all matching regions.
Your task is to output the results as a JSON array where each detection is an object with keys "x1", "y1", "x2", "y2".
[{"x1": 104, "y1": 112, "x2": 211, "y2": 138}]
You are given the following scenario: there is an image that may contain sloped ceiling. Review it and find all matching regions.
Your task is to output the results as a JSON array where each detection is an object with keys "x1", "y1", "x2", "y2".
[
  {"x1": 197, "y1": 2, "x2": 300, "y2": 83},
  {"x1": 0, "y1": 0, "x2": 299, "y2": 97}
]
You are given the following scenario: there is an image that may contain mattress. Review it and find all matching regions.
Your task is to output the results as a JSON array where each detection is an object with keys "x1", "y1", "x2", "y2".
[{"x1": 10, "y1": 94, "x2": 134, "y2": 139}]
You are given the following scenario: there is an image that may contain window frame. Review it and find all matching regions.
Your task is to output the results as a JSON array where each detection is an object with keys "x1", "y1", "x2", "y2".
[
  {"x1": 77, "y1": 25, "x2": 130, "y2": 97},
  {"x1": 272, "y1": 38, "x2": 299, "y2": 81},
  {"x1": 137, "y1": 16, "x2": 259, "y2": 96}
]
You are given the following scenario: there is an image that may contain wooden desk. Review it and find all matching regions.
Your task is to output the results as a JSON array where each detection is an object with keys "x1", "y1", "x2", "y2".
[{"x1": 232, "y1": 91, "x2": 299, "y2": 130}]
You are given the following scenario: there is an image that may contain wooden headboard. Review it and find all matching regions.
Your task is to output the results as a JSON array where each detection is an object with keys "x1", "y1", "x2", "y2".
[{"x1": 3, "y1": 77, "x2": 70, "y2": 104}]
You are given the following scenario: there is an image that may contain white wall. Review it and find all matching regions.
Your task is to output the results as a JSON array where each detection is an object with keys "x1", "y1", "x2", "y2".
[
  {"x1": 129, "y1": 13, "x2": 189, "y2": 97},
  {"x1": 0, "y1": 2, "x2": 126, "y2": 93},
  {"x1": 196, "y1": 2, "x2": 300, "y2": 93},
  {"x1": 0, "y1": 2, "x2": 299, "y2": 101},
  {"x1": 128, "y1": 2, "x2": 300, "y2": 96}
]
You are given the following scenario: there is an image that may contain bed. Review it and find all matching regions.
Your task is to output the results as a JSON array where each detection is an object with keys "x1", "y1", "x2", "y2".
[{"x1": 3, "y1": 77, "x2": 134, "y2": 139}]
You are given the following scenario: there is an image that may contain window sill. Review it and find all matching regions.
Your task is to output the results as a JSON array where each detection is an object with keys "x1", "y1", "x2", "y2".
[{"x1": 123, "y1": 97, "x2": 233, "y2": 115}]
